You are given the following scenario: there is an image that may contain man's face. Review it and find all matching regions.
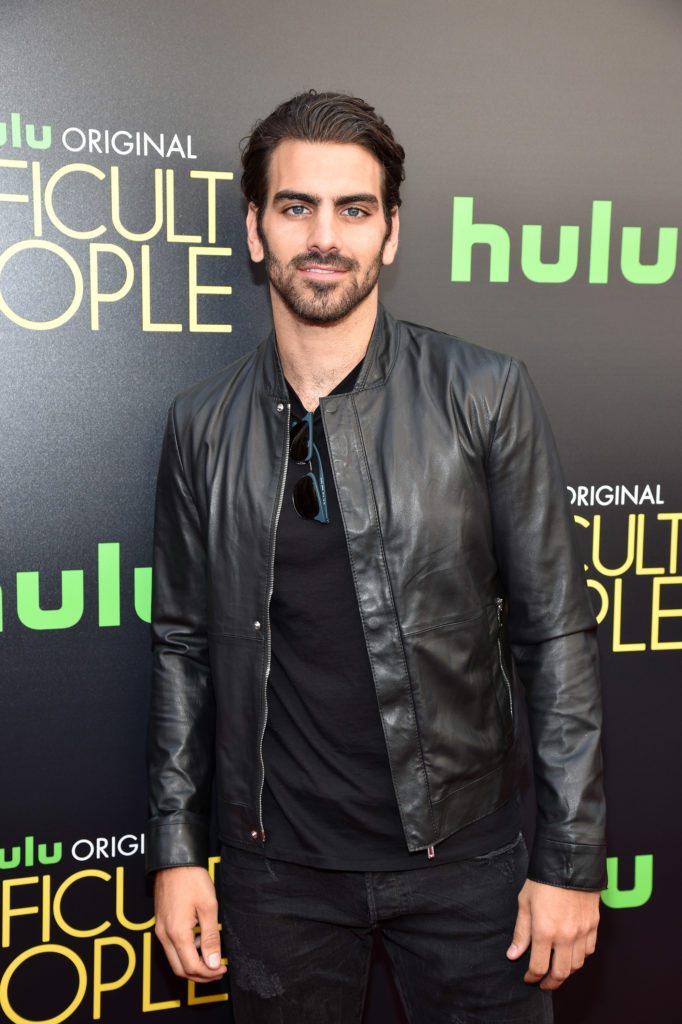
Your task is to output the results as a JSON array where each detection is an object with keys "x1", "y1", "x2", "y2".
[{"x1": 246, "y1": 140, "x2": 399, "y2": 325}]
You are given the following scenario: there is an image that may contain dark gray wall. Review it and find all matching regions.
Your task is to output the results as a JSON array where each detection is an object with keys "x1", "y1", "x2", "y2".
[{"x1": 2, "y1": 2, "x2": 680, "y2": 1021}]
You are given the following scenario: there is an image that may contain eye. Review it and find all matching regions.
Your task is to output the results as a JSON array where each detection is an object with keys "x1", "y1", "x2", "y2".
[
  {"x1": 285, "y1": 204, "x2": 309, "y2": 216},
  {"x1": 342, "y1": 207, "x2": 367, "y2": 218}
]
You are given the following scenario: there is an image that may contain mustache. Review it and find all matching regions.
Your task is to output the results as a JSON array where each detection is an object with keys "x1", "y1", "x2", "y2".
[{"x1": 291, "y1": 251, "x2": 359, "y2": 272}]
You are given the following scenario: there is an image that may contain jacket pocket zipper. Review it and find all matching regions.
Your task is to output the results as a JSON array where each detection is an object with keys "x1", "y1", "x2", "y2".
[{"x1": 495, "y1": 597, "x2": 513, "y2": 721}]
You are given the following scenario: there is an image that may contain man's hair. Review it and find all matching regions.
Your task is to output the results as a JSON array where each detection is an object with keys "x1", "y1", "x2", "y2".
[{"x1": 240, "y1": 90, "x2": 405, "y2": 225}]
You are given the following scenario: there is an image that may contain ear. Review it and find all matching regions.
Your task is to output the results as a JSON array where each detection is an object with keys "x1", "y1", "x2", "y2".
[
  {"x1": 246, "y1": 202, "x2": 265, "y2": 262},
  {"x1": 381, "y1": 207, "x2": 400, "y2": 266}
]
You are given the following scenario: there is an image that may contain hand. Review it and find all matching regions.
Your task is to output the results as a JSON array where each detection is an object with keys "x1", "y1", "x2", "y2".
[
  {"x1": 154, "y1": 866, "x2": 227, "y2": 983},
  {"x1": 506, "y1": 879, "x2": 600, "y2": 990}
]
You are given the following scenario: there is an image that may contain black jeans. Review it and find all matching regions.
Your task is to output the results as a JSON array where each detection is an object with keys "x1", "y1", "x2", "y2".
[{"x1": 219, "y1": 832, "x2": 553, "y2": 1024}]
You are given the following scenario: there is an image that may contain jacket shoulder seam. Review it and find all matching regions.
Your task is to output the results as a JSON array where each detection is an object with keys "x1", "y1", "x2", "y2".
[
  {"x1": 168, "y1": 399, "x2": 199, "y2": 507},
  {"x1": 486, "y1": 355, "x2": 516, "y2": 462}
]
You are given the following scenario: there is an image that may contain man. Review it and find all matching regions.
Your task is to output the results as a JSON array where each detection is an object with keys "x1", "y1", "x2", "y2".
[{"x1": 147, "y1": 91, "x2": 606, "y2": 1023}]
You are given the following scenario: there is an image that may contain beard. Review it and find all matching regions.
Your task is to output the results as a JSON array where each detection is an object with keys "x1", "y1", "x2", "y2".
[{"x1": 258, "y1": 227, "x2": 385, "y2": 325}]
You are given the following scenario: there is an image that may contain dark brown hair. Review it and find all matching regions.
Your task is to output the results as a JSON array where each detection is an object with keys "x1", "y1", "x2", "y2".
[{"x1": 241, "y1": 90, "x2": 405, "y2": 225}]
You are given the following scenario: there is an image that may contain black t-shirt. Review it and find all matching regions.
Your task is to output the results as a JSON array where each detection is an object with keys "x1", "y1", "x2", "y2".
[{"x1": 228, "y1": 360, "x2": 521, "y2": 870}]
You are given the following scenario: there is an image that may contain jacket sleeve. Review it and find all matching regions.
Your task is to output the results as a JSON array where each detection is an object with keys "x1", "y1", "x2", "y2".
[
  {"x1": 486, "y1": 358, "x2": 607, "y2": 891},
  {"x1": 145, "y1": 401, "x2": 214, "y2": 873}
]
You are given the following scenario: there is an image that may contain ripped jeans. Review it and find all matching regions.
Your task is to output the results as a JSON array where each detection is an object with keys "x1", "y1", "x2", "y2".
[{"x1": 219, "y1": 832, "x2": 553, "y2": 1024}]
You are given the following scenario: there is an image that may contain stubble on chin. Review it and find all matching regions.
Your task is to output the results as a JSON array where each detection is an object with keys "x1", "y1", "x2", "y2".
[{"x1": 260, "y1": 236, "x2": 384, "y2": 326}]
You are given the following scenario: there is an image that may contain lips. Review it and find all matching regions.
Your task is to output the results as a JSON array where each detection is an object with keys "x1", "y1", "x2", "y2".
[
  {"x1": 299, "y1": 265, "x2": 346, "y2": 274},
  {"x1": 292, "y1": 252, "x2": 358, "y2": 274}
]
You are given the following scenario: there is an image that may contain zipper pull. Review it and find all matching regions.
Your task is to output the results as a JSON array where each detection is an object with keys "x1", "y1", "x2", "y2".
[
  {"x1": 496, "y1": 596, "x2": 504, "y2": 624},
  {"x1": 427, "y1": 845, "x2": 435, "y2": 859}
]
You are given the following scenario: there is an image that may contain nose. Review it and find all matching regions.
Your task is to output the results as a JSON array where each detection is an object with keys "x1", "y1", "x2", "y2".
[{"x1": 306, "y1": 204, "x2": 341, "y2": 254}]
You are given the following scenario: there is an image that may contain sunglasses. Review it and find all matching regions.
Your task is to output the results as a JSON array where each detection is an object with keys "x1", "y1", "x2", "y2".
[{"x1": 289, "y1": 413, "x2": 330, "y2": 524}]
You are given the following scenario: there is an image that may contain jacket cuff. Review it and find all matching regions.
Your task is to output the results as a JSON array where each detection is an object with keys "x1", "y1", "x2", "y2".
[
  {"x1": 527, "y1": 837, "x2": 607, "y2": 891},
  {"x1": 145, "y1": 812, "x2": 209, "y2": 874}
]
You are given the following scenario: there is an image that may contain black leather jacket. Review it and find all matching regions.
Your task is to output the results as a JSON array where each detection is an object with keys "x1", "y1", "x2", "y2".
[{"x1": 146, "y1": 305, "x2": 607, "y2": 890}]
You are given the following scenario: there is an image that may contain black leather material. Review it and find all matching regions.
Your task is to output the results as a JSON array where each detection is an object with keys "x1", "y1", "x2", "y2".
[{"x1": 146, "y1": 306, "x2": 607, "y2": 889}]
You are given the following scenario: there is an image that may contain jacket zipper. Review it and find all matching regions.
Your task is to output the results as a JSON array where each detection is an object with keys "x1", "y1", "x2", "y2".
[
  {"x1": 256, "y1": 400, "x2": 291, "y2": 842},
  {"x1": 495, "y1": 597, "x2": 513, "y2": 720}
]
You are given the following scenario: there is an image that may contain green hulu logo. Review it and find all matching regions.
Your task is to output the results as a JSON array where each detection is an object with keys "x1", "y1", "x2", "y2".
[
  {"x1": 451, "y1": 198, "x2": 678, "y2": 284},
  {"x1": 0, "y1": 835, "x2": 62, "y2": 870},
  {"x1": 0, "y1": 112, "x2": 52, "y2": 150},
  {"x1": 601, "y1": 854, "x2": 653, "y2": 909},
  {"x1": 0, "y1": 542, "x2": 151, "y2": 631}
]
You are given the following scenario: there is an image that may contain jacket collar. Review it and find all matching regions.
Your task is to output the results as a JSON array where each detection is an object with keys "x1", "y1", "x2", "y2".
[{"x1": 260, "y1": 303, "x2": 399, "y2": 398}]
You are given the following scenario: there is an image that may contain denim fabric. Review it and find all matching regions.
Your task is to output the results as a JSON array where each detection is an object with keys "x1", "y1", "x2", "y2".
[{"x1": 219, "y1": 832, "x2": 553, "y2": 1023}]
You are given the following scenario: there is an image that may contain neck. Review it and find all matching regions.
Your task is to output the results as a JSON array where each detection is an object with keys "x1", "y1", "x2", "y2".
[{"x1": 271, "y1": 289, "x2": 378, "y2": 411}]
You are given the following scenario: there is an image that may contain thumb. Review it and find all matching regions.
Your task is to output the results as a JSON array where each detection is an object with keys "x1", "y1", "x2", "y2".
[
  {"x1": 197, "y1": 908, "x2": 222, "y2": 970},
  {"x1": 507, "y1": 898, "x2": 531, "y2": 959}
]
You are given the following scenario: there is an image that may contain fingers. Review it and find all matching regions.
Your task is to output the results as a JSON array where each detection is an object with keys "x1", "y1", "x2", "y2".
[
  {"x1": 531, "y1": 929, "x2": 595, "y2": 990},
  {"x1": 585, "y1": 910, "x2": 599, "y2": 957},
  {"x1": 538, "y1": 943, "x2": 572, "y2": 991},
  {"x1": 154, "y1": 867, "x2": 227, "y2": 984},
  {"x1": 159, "y1": 935, "x2": 188, "y2": 980},
  {"x1": 515, "y1": 881, "x2": 601, "y2": 989},
  {"x1": 172, "y1": 929, "x2": 225, "y2": 982},
  {"x1": 524, "y1": 936, "x2": 552, "y2": 985},
  {"x1": 158, "y1": 929, "x2": 227, "y2": 983},
  {"x1": 571, "y1": 936, "x2": 588, "y2": 974},
  {"x1": 156, "y1": 915, "x2": 226, "y2": 983}
]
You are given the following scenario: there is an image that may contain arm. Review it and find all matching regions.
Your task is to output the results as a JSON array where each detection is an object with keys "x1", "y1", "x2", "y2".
[
  {"x1": 146, "y1": 402, "x2": 224, "y2": 982},
  {"x1": 485, "y1": 359, "x2": 606, "y2": 985}
]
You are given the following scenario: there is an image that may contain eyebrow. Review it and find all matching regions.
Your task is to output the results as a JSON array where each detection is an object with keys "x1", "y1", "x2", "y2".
[{"x1": 272, "y1": 190, "x2": 380, "y2": 209}]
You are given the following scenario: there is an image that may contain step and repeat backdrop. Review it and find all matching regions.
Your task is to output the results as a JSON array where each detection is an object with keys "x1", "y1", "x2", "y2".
[{"x1": 1, "y1": 2, "x2": 680, "y2": 1022}]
